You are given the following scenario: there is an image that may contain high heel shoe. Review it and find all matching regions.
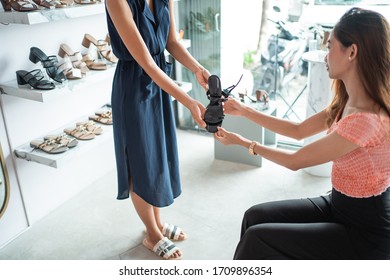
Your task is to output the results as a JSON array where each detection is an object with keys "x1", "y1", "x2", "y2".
[
  {"x1": 29, "y1": 47, "x2": 66, "y2": 83},
  {"x1": 58, "y1": 43, "x2": 89, "y2": 75},
  {"x1": 1, "y1": 0, "x2": 39, "y2": 11},
  {"x1": 16, "y1": 69, "x2": 55, "y2": 90},
  {"x1": 81, "y1": 53, "x2": 107, "y2": 71},
  {"x1": 57, "y1": 58, "x2": 82, "y2": 80},
  {"x1": 81, "y1": 33, "x2": 118, "y2": 64},
  {"x1": 0, "y1": 0, "x2": 11, "y2": 10}
]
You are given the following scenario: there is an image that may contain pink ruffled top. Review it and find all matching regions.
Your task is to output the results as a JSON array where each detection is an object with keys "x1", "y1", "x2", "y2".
[{"x1": 327, "y1": 112, "x2": 390, "y2": 198}]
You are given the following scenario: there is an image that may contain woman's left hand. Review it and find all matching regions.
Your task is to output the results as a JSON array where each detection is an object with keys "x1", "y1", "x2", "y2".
[
  {"x1": 188, "y1": 99, "x2": 207, "y2": 128},
  {"x1": 195, "y1": 68, "x2": 211, "y2": 91}
]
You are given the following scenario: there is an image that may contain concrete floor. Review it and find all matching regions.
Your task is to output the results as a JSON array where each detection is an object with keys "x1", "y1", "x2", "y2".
[{"x1": 0, "y1": 128, "x2": 331, "y2": 260}]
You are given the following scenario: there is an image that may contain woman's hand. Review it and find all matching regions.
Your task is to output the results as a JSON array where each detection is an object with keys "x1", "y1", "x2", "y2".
[
  {"x1": 223, "y1": 97, "x2": 247, "y2": 116},
  {"x1": 188, "y1": 99, "x2": 207, "y2": 128},
  {"x1": 195, "y1": 68, "x2": 211, "y2": 91},
  {"x1": 214, "y1": 127, "x2": 247, "y2": 146}
]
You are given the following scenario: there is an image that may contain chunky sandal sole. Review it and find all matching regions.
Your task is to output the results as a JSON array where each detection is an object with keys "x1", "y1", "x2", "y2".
[{"x1": 142, "y1": 237, "x2": 182, "y2": 260}]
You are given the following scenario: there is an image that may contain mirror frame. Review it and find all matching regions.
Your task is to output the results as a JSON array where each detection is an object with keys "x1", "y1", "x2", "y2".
[{"x1": 0, "y1": 143, "x2": 10, "y2": 219}]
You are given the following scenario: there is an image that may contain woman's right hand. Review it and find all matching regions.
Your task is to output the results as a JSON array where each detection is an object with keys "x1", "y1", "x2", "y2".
[{"x1": 223, "y1": 97, "x2": 247, "y2": 116}]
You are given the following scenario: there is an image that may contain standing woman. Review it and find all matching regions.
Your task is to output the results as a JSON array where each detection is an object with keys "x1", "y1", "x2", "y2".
[
  {"x1": 215, "y1": 7, "x2": 390, "y2": 259},
  {"x1": 105, "y1": 0, "x2": 210, "y2": 260}
]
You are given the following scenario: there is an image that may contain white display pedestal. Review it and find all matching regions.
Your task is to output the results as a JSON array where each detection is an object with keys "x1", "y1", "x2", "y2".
[
  {"x1": 214, "y1": 101, "x2": 277, "y2": 167},
  {"x1": 301, "y1": 50, "x2": 333, "y2": 177}
]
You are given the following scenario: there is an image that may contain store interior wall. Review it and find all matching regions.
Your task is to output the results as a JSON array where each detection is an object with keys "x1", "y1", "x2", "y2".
[
  {"x1": 0, "y1": 104, "x2": 27, "y2": 247},
  {"x1": 0, "y1": 14, "x2": 116, "y2": 247}
]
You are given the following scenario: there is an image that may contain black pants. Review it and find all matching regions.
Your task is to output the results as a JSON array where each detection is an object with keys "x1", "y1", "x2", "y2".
[{"x1": 233, "y1": 188, "x2": 390, "y2": 260}]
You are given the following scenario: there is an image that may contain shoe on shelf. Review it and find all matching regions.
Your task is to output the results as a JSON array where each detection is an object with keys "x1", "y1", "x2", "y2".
[
  {"x1": 59, "y1": 0, "x2": 73, "y2": 5},
  {"x1": 143, "y1": 237, "x2": 182, "y2": 260},
  {"x1": 74, "y1": 0, "x2": 97, "y2": 4},
  {"x1": 76, "y1": 120, "x2": 103, "y2": 135},
  {"x1": 81, "y1": 33, "x2": 118, "y2": 64},
  {"x1": 82, "y1": 54, "x2": 107, "y2": 71},
  {"x1": 30, "y1": 138, "x2": 69, "y2": 154},
  {"x1": 57, "y1": 58, "x2": 83, "y2": 80},
  {"x1": 58, "y1": 43, "x2": 90, "y2": 75},
  {"x1": 64, "y1": 125, "x2": 96, "y2": 140},
  {"x1": 95, "y1": 108, "x2": 112, "y2": 118},
  {"x1": 16, "y1": 69, "x2": 55, "y2": 91},
  {"x1": 44, "y1": 134, "x2": 78, "y2": 148},
  {"x1": 89, "y1": 115, "x2": 112, "y2": 125},
  {"x1": 1, "y1": 0, "x2": 39, "y2": 11},
  {"x1": 29, "y1": 47, "x2": 66, "y2": 84},
  {"x1": 32, "y1": 0, "x2": 65, "y2": 8},
  {"x1": 89, "y1": 109, "x2": 112, "y2": 125}
]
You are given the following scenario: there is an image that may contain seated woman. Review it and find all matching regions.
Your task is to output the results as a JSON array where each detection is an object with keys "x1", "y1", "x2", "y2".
[{"x1": 214, "y1": 7, "x2": 390, "y2": 260}]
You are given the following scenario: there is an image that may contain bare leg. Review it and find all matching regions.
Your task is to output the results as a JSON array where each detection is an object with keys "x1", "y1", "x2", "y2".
[
  {"x1": 131, "y1": 191, "x2": 182, "y2": 258},
  {"x1": 152, "y1": 206, "x2": 187, "y2": 240}
]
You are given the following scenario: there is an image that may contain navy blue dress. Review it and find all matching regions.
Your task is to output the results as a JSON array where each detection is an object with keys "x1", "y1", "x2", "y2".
[{"x1": 105, "y1": 0, "x2": 181, "y2": 207}]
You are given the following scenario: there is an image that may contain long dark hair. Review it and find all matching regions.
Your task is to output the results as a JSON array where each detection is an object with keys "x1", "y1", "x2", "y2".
[{"x1": 326, "y1": 7, "x2": 390, "y2": 127}]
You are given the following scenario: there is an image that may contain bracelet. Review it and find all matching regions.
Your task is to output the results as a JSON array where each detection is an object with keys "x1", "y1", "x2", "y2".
[{"x1": 248, "y1": 141, "x2": 257, "y2": 156}]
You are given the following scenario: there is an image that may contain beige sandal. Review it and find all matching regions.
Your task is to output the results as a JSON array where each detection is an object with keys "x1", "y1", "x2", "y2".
[
  {"x1": 74, "y1": 0, "x2": 96, "y2": 4},
  {"x1": 82, "y1": 33, "x2": 118, "y2": 64},
  {"x1": 44, "y1": 134, "x2": 78, "y2": 148},
  {"x1": 32, "y1": 0, "x2": 65, "y2": 8},
  {"x1": 58, "y1": 59, "x2": 82, "y2": 80},
  {"x1": 30, "y1": 138, "x2": 69, "y2": 154},
  {"x1": 59, "y1": 0, "x2": 73, "y2": 5},
  {"x1": 89, "y1": 115, "x2": 112, "y2": 124},
  {"x1": 82, "y1": 54, "x2": 107, "y2": 71},
  {"x1": 58, "y1": 43, "x2": 90, "y2": 75},
  {"x1": 76, "y1": 120, "x2": 103, "y2": 135},
  {"x1": 95, "y1": 109, "x2": 112, "y2": 118},
  {"x1": 64, "y1": 125, "x2": 95, "y2": 140}
]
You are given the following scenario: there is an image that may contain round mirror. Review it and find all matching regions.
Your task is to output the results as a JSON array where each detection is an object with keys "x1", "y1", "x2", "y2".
[{"x1": 0, "y1": 143, "x2": 10, "y2": 219}]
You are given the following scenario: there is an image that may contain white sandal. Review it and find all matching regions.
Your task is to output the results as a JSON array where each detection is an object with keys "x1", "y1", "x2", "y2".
[
  {"x1": 143, "y1": 237, "x2": 181, "y2": 260},
  {"x1": 162, "y1": 223, "x2": 187, "y2": 241}
]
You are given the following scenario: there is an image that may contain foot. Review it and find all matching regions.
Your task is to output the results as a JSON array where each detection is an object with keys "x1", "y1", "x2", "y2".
[
  {"x1": 143, "y1": 237, "x2": 182, "y2": 260},
  {"x1": 161, "y1": 223, "x2": 187, "y2": 241}
]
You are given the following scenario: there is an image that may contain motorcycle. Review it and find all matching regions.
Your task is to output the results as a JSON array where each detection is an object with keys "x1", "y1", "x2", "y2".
[{"x1": 258, "y1": 18, "x2": 308, "y2": 95}]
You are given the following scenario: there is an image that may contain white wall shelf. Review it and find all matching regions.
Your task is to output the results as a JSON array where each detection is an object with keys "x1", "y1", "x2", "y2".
[
  {"x1": 0, "y1": 3, "x2": 105, "y2": 25},
  {"x1": 14, "y1": 104, "x2": 112, "y2": 168},
  {"x1": 0, "y1": 66, "x2": 116, "y2": 102}
]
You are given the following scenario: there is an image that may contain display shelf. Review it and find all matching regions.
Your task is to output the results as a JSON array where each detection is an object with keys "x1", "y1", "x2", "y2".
[
  {"x1": 0, "y1": 66, "x2": 116, "y2": 102},
  {"x1": 0, "y1": 68, "x2": 191, "y2": 103},
  {"x1": 14, "y1": 105, "x2": 112, "y2": 168},
  {"x1": 0, "y1": 3, "x2": 105, "y2": 25}
]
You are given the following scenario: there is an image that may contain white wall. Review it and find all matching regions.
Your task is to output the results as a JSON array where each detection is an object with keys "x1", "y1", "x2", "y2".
[
  {"x1": 0, "y1": 11, "x2": 116, "y2": 247},
  {"x1": 220, "y1": 0, "x2": 262, "y2": 92},
  {"x1": 0, "y1": 102, "x2": 28, "y2": 247}
]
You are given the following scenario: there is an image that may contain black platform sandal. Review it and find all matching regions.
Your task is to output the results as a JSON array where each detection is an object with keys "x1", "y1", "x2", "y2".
[
  {"x1": 16, "y1": 69, "x2": 55, "y2": 90},
  {"x1": 29, "y1": 47, "x2": 66, "y2": 83},
  {"x1": 203, "y1": 74, "x2": 242, "y2": 133}
]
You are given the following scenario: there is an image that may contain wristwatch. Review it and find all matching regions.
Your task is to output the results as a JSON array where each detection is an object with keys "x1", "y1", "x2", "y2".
[{"x1": 248, "y1": 141, "x2": 257, "y2": 156}]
